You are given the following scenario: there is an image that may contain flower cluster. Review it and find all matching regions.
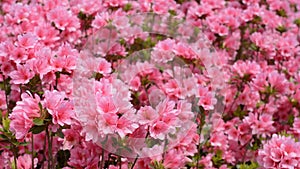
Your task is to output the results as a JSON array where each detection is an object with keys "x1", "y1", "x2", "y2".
[
  {"x1": 257, "y1": 134, "x2": 300, "y2": 168},
  {"x1": 0, "y1": 0, "x2": 300, "y2": 168}
]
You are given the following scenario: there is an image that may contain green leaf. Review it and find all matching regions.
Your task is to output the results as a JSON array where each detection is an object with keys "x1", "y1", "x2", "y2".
[
  {"x1": 19, "y1": 142, "x2": 29, "y2": 146},
  {"x1": 238, "y1": 161, "x2": 259, "y2": 169},
  {"x1": 0, "y1": 134, "x2": 9, "y2": 140},
  {"x1": 30, "y1": 125, "x2": 46, "y2": 134},
  {"x1": 276, "y1": 9, "x2": 287, "y2": 17},
  {"x1": 123, "y1": 3, "x2": 132, "y2": 12},
  {"x1": 56, "y1": 150, "x2": 70, "y2": 168},
  {"x1": 56, "y1": 129, "x2": 64, "y2": 138},
  {"x1": 276, "y1": 25, "x2": 287, "y2": 33},
  {"x1": 294, "y1": 18, "x2": 300, "y2": 27},
  {"x1": 150, "y1": 161, "x2": 165, "y2": 169},
  {"x1": 168, "y1": 10, "x2": 176, "y2": 16},
  {"x1": 288, "y1": 114, "x2": 295, "y2": 126},
  {"x1": 212, "y1": 150, "x2": 225, "y2": 167},
  {"x1": 33, "y1": 118, "x2": 44, "y2": 126},
  {"x1": 2, "y1": 117, "x2": 10, "y2": 131}
]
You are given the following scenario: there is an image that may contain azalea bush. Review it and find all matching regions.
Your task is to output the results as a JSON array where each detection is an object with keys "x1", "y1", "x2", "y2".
[{"x1": 0, "y1": 0, "x2": 300, "y2": 169}]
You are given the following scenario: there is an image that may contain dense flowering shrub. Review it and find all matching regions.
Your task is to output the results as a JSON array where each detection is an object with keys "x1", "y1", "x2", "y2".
[{"x1": 0, "y1": 0, "x2": 300, "y2": 169}]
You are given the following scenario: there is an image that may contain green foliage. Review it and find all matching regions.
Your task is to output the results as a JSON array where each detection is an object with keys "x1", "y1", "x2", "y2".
[
  {"x1": 233, "y1": 105, "x2": 247, "y2": 119},
  {"x1": 276, "y1": 25, "x2": 287, "y2": 34},
  {"x1": 30, "y1": 125, "x2": 46, "y2": 134},
  {"x1": 150, "y1": 161, "x2": 165, "y2": 169},
  {"x1": 294, "y1": 18, "x2": 300, "y2": 27},
  {"x1": 56, "y1": 150, "x2": 70, "y2": 168},
  {"x1": 248, "y1": 136, "x2": 262, "y2": 151},
  {"x1": 276, "y1": 9, "x2": 288, "y2": 17},
  {"x1": 287, "y1": 114, "x2": 295, "y2": 127},
  {"x1": 212, "y1": 150, "x2": 225, "y2": 167},
  {"x1": 2, "y1": 116, "x2": 10, "y2": 131},
  {"x1": 33, "y1": 118, "x2": 44, "y2": 126},
  {"x1": 237, "y1": 161, "x2": 259, "y2": 169},
  {"x1": 123, "y1": 3, "x2": 132, "y2": 12},
  {"x1": 77, "y1": 11, "x2": 94, "y2": 31}
]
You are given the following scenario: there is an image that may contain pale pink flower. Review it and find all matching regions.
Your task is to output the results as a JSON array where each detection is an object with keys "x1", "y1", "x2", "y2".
[
  {"x1": 47, "y1": 7, "x2": 80, "y2": 32},
  {"x1": 96, "y1": 113, "x2": 118, "y2": 136},
  {"x1": 104, "y1": 0, "x2": 125, "y2": 7},
  {"x1": 116, "y1": 116, "x2": 139, "y2": 138},
  {"x1": 137, "y1": 106, "x2": 159, "y2": 125},
  {"x1": 257, "y1": 134, "x2": 300, "y2": 169},
  {"x1": 51, "y1": 101, "x2": 74, "y2": 126},
  {"x1": 268, "y1": 71, "x2": 288, "y2": 94},
  {"x1": 152, "y1": 39, "x2": 175, "y2": 63},
  {"x1": 43, "y1": 90, "x2": 73, "y2": 126},
  {"x1": 244, "y1": 113, "x2": 275, "y2": 137},
  {"x1": 163, "y1": 79, "x2": 182, "y2": 99},
  {"x1": 198, "y1": 87, "x2": 217, "y2": 110},
  {"x1": 15, "y1": 154, "x2": 38, "y2": 169},
  {"x1": 149, "y1": 121, "x2": 169, "y2": 140},
  {"x1": 9, "y1": 112, "x2": 33, "y2": 139},
  {"x1": 96, "y1": 96, "x2": 118, "y2": 114},
  {"x1": 9, "y1": 64, "x2": 35, "y2": 84},
  {"x1": 163, "y1": 149, "x2": 186, "y2": 169},
  {"x1": 97, "y1": 58, "x2": 112, "y2": 75},
  {"x1": 61, "y1": 128, "x2": 80, "y2": 150},
  {"x1": 91, "y1": 12, "x2": 109, "y2": 29},
  {"x1": 16, "y1": 33, "x2": 38, "y2": 49},
  {"x1": 210, "y1": 132, "x2": 227, "y2": 147},
  {"x1": 27, "y1": 55, "x2": 52, "y2": 78},
  {"x1": 42, "y1": 90, "x2": 66, "y2": 112},
  {"x1": 9, "y1": 47, "x2": 28, "y2": 63},
  {"x1": 68, "y1": 142, "x2": 101, "y2": 169},
  {"x1": 12, "y1": 92, "x2": 41, "y2": 118},
  {"x1": 70, "y1": 0, "x2": 102, "y2": 15}
]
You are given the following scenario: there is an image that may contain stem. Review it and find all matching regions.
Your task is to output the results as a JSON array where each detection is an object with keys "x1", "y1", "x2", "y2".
[
  {"x1": 118, "y1": 156, "x2": 122, "y2": 169},
  {"x1": 161, "y1": 135, "x2": 168, "y2": 163},
  {"x1": 32, "y1": 134, "x2": 34, "y2": 169},
  {"x1": 196, "y1": 107, "x2": 205, "y2": 169},
  {"x1": 99, "y1": 150, "x2": 104, "y2": 169},
  {"x1": 105, "y1": 153, "x2": 112, "y2": 169},
  {"x1": 2, "y1": 74, "x2": 10, "y2": 117},
  {"x1": 12, "y1": 145, "x2": 18, "y2": 169},
  {"x1": 46, "y1": 127, "x2": 53, "y2": 169},
  {"x1": 50, "y1": 132, "x2": 53, "y2": 167},
  {"x1": 130, "y1": 155, "x2": 138, "y2": 169}
]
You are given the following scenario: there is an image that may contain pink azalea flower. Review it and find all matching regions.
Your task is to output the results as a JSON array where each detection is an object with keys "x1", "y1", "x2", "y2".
[
  {"x1": 43, "y1": 90, "x2": 73, "y2": 126},
  {"x1": 15, "y1": 154, "x2": 38, "y2": 169},
  {"x1": 0, "y1": 90, "x2": 7, "y2": 109},
  {"x1": 97, "y1": 58, "x2": 112, "y2": 75},
  {"x1": 198, "y1": 87, "x2": 217, "y2": 110},
  {"x1": 116, "y1": 116, "x2": 139, "y2": 138},
  {"x1": 268, "y1": 71, "x2": 288, "y2": 94},
  {"x1": 42, "y1": 90, "x2": 66, "y2": 112},
  {"x1": 9, "y1": 64, "x2": 35, "y2": 84},
  {"x1": 12, "y1": 92, "x2": 41, "y2": 118},
  {"x1": 96, "y1": 113, "x2": 118, "y2": 136},
  {"x1": 96, "y1": 96, "x2": 118, "y2": 114},
  {"x1": 9, "y1": 47, "x2": 28, "y2": 63},
  {"x1": 152, "y1": 39, "x2": 175, "y2": 63},
  {"x1": 137, "y1": 106, "x2": 159, "y2": 125},
  {"x1": 163, "y1": 149, "x2": 186, "y2": 169},
  {"x1": 257, "y1": 134, "x2": 300, "y2": 169},
  {"x1": 9, "y1": 112, "x2": 33, "y2": 139},
  {"x1": 16, "y1": 33, "x2": 38, "y2": 49},
  {"x1": 51, "y1": 101, "x2": 74, "y2": 126},
  {"x1": 149, "y1": 121, "x2": 169, "y2": 140}
]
